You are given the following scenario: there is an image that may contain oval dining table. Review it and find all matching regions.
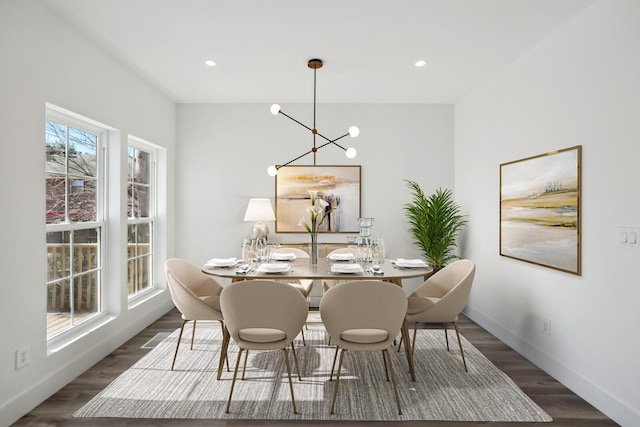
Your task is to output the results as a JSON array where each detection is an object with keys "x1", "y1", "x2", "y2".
[{"x1": 202, "y1": 257, "x2": 432, "y2": 381}]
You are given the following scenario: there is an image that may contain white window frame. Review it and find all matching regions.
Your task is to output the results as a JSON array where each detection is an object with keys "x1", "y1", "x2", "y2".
[
  {"x1": 45, "y1": 105, "x2": 108, "y2": 344},
  {"x1": 127, "y1": 136, "x2": 159, "y2": 303}
]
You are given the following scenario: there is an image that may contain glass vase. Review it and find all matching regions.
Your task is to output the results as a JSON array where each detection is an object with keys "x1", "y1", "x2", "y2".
[{"x1": 309, "y1": 232, "x2": 318, "y2": 265}]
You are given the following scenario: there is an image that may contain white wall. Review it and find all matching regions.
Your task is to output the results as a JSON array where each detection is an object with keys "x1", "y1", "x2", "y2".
[
  {"x1": 0, "y1": 2, "x2": 176, "y2": 425},
  {"x1": 455, "y1": 1, "x2": 640, "y2": 425},
  {"x1": 175, "y1": 103, "x2": 454, "y2": 295}
]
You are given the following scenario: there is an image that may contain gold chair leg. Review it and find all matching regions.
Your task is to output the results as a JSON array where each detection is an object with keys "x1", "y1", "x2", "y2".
[
  {"x1": 171, "y1": 320, "x2": 188, "y2": 371},
  {"x1": 282, "y1": 348, "x2": 298, "y2": 414},
  {"x1": 329, "y1": 346, "x2": 340, "y2": 381},
  {"x1": 412, "y1": 322, "x2": 418, "y2": 352},
  {"x1": 220, "y1": 321, "x2": 230, "y2": 371},
  {"x1": 384, "y1": 349, "x2": 402, "y2": 415},
  {"x1": 290, "y1": 343, "x2": 302, "y2": 380},
  {"x1": 300, "y1": 328, "x2": 306, "y2": 346},
  {"x1": 444, "y1": 322, "x2": 450, "y2": 350},
  {"x1": 217, "y1": 325, "x2": 231, "y2": 380},
  {"x1": 330, "y1": 349, "x2": 346, "y2": 414},
  {"x1": 190, "y1": 320, "x2": 197, "y2": 350},
  {"x1": 382, "y1": 350, "x2": 389, "y2": 381},
  {"x1": 241, "y1": 349, "x2": 249, "y2": 380},
  {"x1": 225, "y1": 349, "x2": 244, "y2": 414},
  {"x1": 453, "y1": 322, "x2": 468, "y2": 372}
]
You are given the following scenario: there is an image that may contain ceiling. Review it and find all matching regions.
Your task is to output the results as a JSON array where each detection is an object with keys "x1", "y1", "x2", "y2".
[{"x1": 40, "y1": 0, "x2": 597, "y2": 104}]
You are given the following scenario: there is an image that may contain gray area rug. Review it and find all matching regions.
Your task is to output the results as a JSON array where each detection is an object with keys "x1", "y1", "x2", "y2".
[{"x1": 74, "y1": 325, "x2": 552, "y2": 421}]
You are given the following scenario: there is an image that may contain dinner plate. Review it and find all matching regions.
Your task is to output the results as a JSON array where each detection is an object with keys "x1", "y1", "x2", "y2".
[
  {"x1": 270, "y1": 252, "x2": 297, "y2": 261},
  {"x1": 204, "y1": 257, "x2": 239, "y2": 268},
  {"x1": 331, "y1": 264, "x2": 364, "y2": 274},
  {"x1": 394, "y1": 258, "x2": 429, "y2": 268},
  {"x1": 328, "y1": 252, "x2": 355, "y2": 261},
  {"x1": 256, "y1": 263, "x2": 291, "y2": 273}
]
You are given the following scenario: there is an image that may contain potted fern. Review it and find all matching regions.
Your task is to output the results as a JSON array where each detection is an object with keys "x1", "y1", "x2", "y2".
[{"x1": 403, "y1": 180, "x2": 467, "y2": 271}]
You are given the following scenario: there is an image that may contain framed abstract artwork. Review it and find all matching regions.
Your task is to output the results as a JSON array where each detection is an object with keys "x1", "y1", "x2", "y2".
[
  {"x1": 275, "y1": 165, "x2": 361, "y2": 233},
  {"x1": 500, "y1": 146, "x2": 582, "y2": 275}
]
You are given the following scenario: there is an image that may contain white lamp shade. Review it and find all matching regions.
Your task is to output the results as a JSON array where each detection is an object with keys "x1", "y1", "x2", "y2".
[
  {"x1": 345, "y1": 147, "x2": 357, "y2": 159},
  {"x1": 244, "y1": 198, "x2": 276, "y2": 221},
  {"x1": 348, "y1": 126, "x2": 359, "y2": 137}
]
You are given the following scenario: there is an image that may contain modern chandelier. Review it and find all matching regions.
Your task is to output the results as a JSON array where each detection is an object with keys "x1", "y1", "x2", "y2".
[{"x1": 267, "y1": 58, "x2": 359, "y2": 176}]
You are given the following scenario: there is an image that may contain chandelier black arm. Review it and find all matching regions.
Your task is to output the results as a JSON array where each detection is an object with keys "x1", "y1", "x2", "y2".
[
  {"x1": 279, "y1": 111, "x2": 314, "y2": 133},
  {"x1": 316, "y1": 131, "x2": 350, "y2": 150},
  {"x1": 278, "y1": 149, "x2": 315, "y2": 169}
]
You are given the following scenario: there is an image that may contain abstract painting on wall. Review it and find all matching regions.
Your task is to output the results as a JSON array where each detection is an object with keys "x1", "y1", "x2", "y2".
[
  {"x1": 275, "y1": 165, "x2": 361, "y2": 233},
  {"x1": 500, "y1": 146, "x2": 581, "y2": 275}
]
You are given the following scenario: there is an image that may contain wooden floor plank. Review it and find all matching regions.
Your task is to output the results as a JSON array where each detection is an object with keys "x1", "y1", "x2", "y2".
[{"x1": 13, "y1": 309, "x2": 619, "y2": 426}]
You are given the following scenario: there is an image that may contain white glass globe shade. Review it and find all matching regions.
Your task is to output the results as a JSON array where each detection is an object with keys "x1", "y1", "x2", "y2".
[
  {"x1": 267, "y1": 165, "x2": 278, "y2": 176},
  {"x1": 270, "y1": 104, "x2": 281, "y2": 115},
  {"x1": 348, "y1": 126, "x2": 359, "y2": 137},
  {"x1": 345, "y1": 147, "x2": 357, "y2": 159}
]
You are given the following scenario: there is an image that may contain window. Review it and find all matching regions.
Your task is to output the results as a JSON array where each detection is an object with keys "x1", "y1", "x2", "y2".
[
  {"x1": 127, "y1": 139, "x2": 156, "y2": 298},
  {"x1": 45, "y1": 112, "x2": 105, "y2": 339}
]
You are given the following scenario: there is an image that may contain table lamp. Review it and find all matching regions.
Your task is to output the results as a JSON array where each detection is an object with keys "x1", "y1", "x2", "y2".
[{"x1": 243, "y1": 198, "x2": 276, "y2": 241}]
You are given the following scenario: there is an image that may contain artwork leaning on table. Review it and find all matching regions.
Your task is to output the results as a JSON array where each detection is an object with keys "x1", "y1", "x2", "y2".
[{"x1": 500, "y1": 146, "x2": 582, "y2": 275}]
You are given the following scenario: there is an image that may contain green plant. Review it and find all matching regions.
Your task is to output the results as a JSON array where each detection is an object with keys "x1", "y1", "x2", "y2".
[{"x1": 403, "y1": 180, "x2": 467, "y2": 270}]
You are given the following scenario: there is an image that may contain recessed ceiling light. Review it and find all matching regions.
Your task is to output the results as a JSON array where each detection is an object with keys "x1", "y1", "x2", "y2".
[
  {"x1": 204, "y1": 60, "x2": 217, "y2": 67},
  {"x1": 415, "y1": 60, "x2": 428, "y2": 67}
]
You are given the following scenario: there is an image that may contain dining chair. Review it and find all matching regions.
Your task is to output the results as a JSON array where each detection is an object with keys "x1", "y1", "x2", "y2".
[
  {"x1": 164, "y1": 258, "x2": 229, "y2": 379},
  {"x1": 405, "y1": 259, "x2": 476, "y2": 372},
  {"x1": 220, "y1": 280, "x2": 309, "y2": 414},
  {"x1": 320, "y1": 280, "x2": 407, "y2": 415},
  {"x1": 322, "y1": 248, "x2": 356, "y2": 293}
]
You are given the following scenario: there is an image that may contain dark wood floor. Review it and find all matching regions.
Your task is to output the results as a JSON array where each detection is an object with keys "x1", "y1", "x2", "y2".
[{"x1": 14, "y1": 308, "x2": 618, "y2": 427}]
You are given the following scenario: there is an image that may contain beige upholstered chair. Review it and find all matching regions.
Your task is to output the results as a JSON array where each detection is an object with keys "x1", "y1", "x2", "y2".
[
  {"x1": 220, "y1": 280, "x2": 309, "y2": 414},
  {"x1": 406, "y1": 259, "x2": 476, "y2": 372},
  {"x1": 322, "y1": 248, "x2": 356, "y2": 293},
  {"x1": 164, "y1": 258, "x2": 228, "y2": 378},
  {"x1": 320, "y1": 280, "x2": 407, "y2": 415}
]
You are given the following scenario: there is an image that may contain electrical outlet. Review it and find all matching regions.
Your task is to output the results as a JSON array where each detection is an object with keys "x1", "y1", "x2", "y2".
[
  {"x1": 15, "y1": 346, "x2": 31, "y2": 370},
  {"x1": 542, "y1": 319, "x2": 551, "y2": 336}
]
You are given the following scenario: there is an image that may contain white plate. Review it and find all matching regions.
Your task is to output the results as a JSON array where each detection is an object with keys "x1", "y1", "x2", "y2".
[
  {"x1": 204, "y1": 257, "x2": 238, "y2": 268},
  {"x1": 395, "y1": 258, "x2": 429, "y2": 268},
  {"x1": 270, "y1": 252, "x2": 297, "y2": 261},
  {"x1": 328, "y1": 252, "x2": 355, "y2": 261},
  {"x1": 256, "y1": 263, "x2": 291, "y2": 273},
  {"x1": 331, "y1": 264, "x2": 364, "y2": 274}
]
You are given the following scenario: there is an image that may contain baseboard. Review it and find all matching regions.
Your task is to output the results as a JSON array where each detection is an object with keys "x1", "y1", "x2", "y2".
[
  {"x1": 0, "y1": 299, "x2": 174, "y2": 427},
  {"x1": 463, "y1": 305, "x2": 639, "y2": 427}
]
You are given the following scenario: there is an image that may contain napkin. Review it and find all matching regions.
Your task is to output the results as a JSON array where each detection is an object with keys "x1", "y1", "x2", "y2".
[
  {"x1": 256, "y1": 263, "x2": 290, "y2": 273},
  {"x1": 331, "y1": 263, "x2": 364, "y2": 273},
  {"x1": 328, "y1": 252, "x2": 355, "y2": 261},
  {"x1": 395, "y1": 258, "x2": 428, "y2": 267},
  {"x1": 204, "y1": 257, "x2": 237, "y2": 267},
  {"x1": 271, "y1": 252, "x2": 296, "y2": 260}
]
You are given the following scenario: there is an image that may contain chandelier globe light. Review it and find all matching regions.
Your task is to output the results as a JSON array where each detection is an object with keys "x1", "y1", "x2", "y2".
[{"x1": 267, "y1": 58, "x2": 359, "y2": 176}]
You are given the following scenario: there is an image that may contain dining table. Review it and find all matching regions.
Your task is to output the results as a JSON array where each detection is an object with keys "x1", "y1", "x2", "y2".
[{"x1": 202, "y1": 256, "x2": 432, "y2": 381}]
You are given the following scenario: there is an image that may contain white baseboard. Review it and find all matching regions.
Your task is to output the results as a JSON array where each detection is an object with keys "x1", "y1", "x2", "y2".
[{"x1": 463, "y1": 305, "x2": 639, "y2": 427}]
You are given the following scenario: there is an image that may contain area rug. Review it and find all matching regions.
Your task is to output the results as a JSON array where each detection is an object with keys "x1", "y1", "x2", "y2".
[{"x1": 74, "y1": 326, "x2": 552, "y2": 422}]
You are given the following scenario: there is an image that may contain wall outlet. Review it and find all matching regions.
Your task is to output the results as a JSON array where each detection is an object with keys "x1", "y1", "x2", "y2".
[
  {"x1": 16, "y1": 346, "x2": 31, "y2": 370},
  {"x1": 542, "y1": 319, "x2": 551, "y2": 336}
]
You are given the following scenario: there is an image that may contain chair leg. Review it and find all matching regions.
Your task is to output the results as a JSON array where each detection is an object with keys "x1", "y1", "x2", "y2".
[
  {"x1": 217, "y1": 325, "x2": 230, "y2": 380},
  {"x1": 444, "y1": 322, "x2": 450, "y2": 350},
  {"x1": 225, "y1": 348, "x2": 244, "y2": 414},
  {"x1": 453, "y1": 322, "x2": 468, "y2": 372},
  {"x1": 290, "y1": 343, "x2": 302, "y2": 380},
  {"x1": 330, "y1": 348, "x2": 346, "y2": 414},
  {"x1": 382, "y1": 350, "x2": 389, "y2": 381},
  {"x1": 282, "y1": 348, "x2": 298, "y2": 414},
  {"x1": 219, "y1": 321, "x2": 230, "y2": 371},
  {"x1": 171, "y1": 320, "x2": 188, "y2": 371},
  {"x1": 411, "y1": 322, "x2": 418, "y2": 352},
  {"x1": 300, "y1": 328, "x2": 306, "y2": 346},
  {"x1": 241, "y1": 349, "x2": 250, "y2": 380},
  {"x1": 384, "y1": 349, "x2": 402, "y2": 415},
  {"x1": 190, "y1": 320, "x2": 197, "y2": 350},
  {"x1": 329, "y1": 346, "x2": 340, "y2": 381}
]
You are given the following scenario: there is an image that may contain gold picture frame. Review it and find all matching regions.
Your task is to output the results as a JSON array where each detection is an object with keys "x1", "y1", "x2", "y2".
[
  {"x1": 275, "y1": 165, "x2": 361, "y2": 233},
  {"x1": 500, "y1": 146, "x2": 582, "y2": 275}
]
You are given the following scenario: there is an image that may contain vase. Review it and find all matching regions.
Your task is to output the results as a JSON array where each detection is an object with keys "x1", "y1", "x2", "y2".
[{"x1": 309, "y1": 232, "x2": 318, "y2": 265}]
